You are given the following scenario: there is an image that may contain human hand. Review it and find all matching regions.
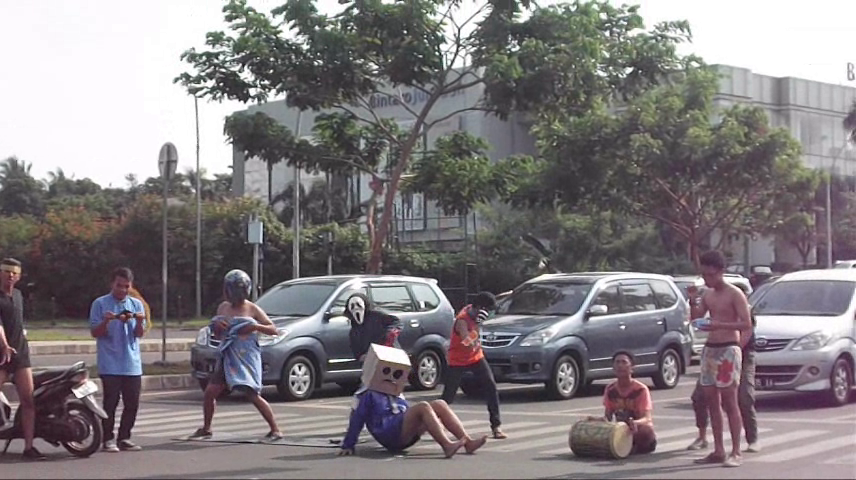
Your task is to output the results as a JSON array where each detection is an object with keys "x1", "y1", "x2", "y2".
[
  {"x1": 337, "y1": 448, "x2": 354, "y2": 456},
  {"x1": 627, "y1": 419, "x2": 638, "y2": 433},
  {"x1": 216, "y1": 318, "x2": 230, "y2": 333},
  {"x1": 0, "y1": 345, "x2": 16, "y2": 365},
  {"x1": 105, "y1": 311, "x2": 116, "y2": 321}
]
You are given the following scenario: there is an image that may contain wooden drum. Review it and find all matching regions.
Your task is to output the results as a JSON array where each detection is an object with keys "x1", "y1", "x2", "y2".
[{"x1": 568, "y1": 420, "x2": 633, "y2": 459}]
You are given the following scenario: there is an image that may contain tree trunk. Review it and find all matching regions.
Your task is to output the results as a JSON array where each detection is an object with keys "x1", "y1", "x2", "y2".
[{"x1": 267, "y1": 161, "x2": 274, "y2": 205}]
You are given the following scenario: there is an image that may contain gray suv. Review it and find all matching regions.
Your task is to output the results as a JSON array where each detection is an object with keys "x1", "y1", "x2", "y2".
[
  {"x1": 466, "y1": 272, "x2": 692, "y2": 400},
  {"x1": 191, "y1": 275, "x2": 455, "y2": 401}
]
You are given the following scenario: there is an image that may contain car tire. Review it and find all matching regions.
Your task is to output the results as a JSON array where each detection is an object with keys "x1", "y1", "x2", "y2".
[
  {"x1": 198, "y1": 379, "x2": 231, "y2": 398},
  {"x1": 546, "y1": 355, "x2": 580, "y2": 400},
  {"x1": 652, "y1": 348, "x2": 682, "y2": 390},
  {"x1": 277, "y1": 355, "x2": 316, "y2": 402},
  {"x1": 826, "y1": 357, "x2": 853, "y2": 407},
  {"x1": 409, "y1": 349, "x2": 442, "y2": 391}
]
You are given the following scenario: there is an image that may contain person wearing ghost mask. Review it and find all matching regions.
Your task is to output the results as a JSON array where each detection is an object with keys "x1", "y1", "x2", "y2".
[
  {"x1": 344, "y1": 293, "x2": 402, "y2": 363},
  {"x1": 338, "y1": 344, "x2": 487, "y2": 458}
]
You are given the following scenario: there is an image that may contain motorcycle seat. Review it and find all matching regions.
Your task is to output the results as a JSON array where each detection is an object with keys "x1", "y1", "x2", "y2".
[{"x1": 32, "y1": 368, "x2": 68, "y2": 387}]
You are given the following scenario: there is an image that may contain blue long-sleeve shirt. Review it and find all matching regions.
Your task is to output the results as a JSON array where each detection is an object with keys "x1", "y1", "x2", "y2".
[{"x1": 341, "y1": 390, "x2": 409, "y2": 451}]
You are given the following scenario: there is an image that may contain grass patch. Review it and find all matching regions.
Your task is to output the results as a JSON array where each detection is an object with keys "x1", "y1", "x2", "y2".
[
  {"x1": 85, "y1": 361, "x2": 192, "y2": 378},
  {"x1": 26, "y1": 330, "x2": 94, "y2": 342},
  {"x1": 27, "y1": 317, "x2": 211, "y2": 330}
]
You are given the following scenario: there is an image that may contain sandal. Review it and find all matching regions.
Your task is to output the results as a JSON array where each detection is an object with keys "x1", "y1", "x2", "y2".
[
  {"x1": 188, "y1": 428, "x2": 212, "y2": 440},
  {"x1": 263, "y1": 431, "x2": 284, "y2": 442},
  {"x1": 693, "y1": 452, "x2": 725, "y2": 464},
  {"x1": 491, "y1": 428, "x2": 508, "y2": 440}
]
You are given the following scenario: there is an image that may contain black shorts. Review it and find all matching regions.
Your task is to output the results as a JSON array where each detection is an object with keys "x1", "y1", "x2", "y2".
[
  {"x1": 0, "y1": 348, "x2": 31, "y2": 375},
  {"x1": 208, "y1": 358, "x2": 256, "y2": 395}
]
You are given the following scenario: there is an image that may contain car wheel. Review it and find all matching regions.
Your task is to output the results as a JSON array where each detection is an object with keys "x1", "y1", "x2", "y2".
[
  {"x1": 546, "y1": 355, "x2": 580, "y2": 400},
  {"x1": 652, "y1": 348, "x2": 681, "y2": 389},
  {"x1": 409, "y1": 349, "x2": 442, "y2": 390},
  {"x1": 826, "y1": 357, "x2": 853, "y2": 407},
  {"x1": 198, "y1": 379, "x2": 231, "y2": 398},
  {"x1": 277, "y1": 355, "x2": 316, "y2": 402}
]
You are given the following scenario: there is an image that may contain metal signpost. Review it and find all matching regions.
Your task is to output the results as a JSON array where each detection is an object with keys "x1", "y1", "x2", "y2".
[
  {"x1": 158, "y1": 142, "x2": 178, "y2": 364},
  {"x1": 248, "y1": 215, "x2": 264, "y2": 301}
]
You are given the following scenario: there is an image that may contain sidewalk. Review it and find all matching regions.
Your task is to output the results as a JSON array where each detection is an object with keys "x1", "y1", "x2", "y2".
[
  {"x1": 29, "y1": 338, "x2": 196, "y2": 355},
  {"x1": 1, "y1": 373, "x2": 197, "y2": 399}
]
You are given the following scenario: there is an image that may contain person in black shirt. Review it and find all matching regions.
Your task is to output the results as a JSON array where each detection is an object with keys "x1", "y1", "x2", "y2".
[
  {"x1": 0, "y1": 258, "x2": 44, "y2": 460},
  {"x1": 344, "y1": 293, "x2": 401, "y2": 363}
]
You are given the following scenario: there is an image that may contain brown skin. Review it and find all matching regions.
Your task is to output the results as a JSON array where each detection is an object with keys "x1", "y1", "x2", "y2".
[
  {"x1": 0, "y1": 266, "x2": 37, "y2": 451},
  {"x1": 689, "y1": 265, "x2": 752, "y2": 462},
  {"x1": 91, "y1": 276, "x2": 147, "y2": 339},
  {"x1": 587, "y1": 355, "x2": 655, "y2": 442}
]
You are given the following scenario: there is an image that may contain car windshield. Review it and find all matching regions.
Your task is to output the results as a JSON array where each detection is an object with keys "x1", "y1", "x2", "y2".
[
  {"x1": 255, "y1": 283, "x2": 338, "y2": 317},
  {"x1": 752, "y1": 280, "x2": 855, "y2": 317},
  {"x1": 496, "y1": 281, "x2": 592, "y2": 316}
]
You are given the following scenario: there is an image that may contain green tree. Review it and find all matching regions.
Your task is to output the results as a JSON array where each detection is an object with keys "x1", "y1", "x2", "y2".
[
  {"x1": 176, "y1": 0, "x2": 694, "y2": 272},
  {"x1": 0, "y1": 157, "x2": 46, "y2": 217}
]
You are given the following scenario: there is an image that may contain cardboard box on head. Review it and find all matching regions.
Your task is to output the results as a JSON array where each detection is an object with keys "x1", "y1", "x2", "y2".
[{"x1": 361, "y1": 343, "x2": 412, "y2": 396}]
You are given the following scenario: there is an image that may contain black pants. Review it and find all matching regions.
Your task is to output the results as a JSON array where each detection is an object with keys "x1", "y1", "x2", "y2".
[
  {"x1": 441, "y1": 357, "x2": 501, "y2": 430},
  {"x1": 101, "y1": 375, "x2": 142, "y2": 442}
]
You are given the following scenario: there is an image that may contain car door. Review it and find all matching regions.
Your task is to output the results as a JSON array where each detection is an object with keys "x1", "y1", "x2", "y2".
[
  {"x1": 618, "y1": 281, "x2": 663, "y2": 369},
  {"x1": 405, "y1": 282, "x2": 446, "y2": 339},
  {"x1": 367, "y1": 283, "x2": 419, "y2": 352},
  {"x1": 581, "y1": 282, "x2": 625, "y2": 374},
  {"x1": 321, "y1": 284, "x2": 368, "y2": 373}
]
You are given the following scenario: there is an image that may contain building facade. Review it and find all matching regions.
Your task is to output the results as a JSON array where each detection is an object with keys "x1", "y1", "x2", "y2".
[{"x1": 231, "y1": 64, "x2": 856, "y2": 266}]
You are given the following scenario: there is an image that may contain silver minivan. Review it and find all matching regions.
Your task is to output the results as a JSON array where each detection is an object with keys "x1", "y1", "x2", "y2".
[{"x1": 752, "y1": 269, "x2": 856, "y2": 406}]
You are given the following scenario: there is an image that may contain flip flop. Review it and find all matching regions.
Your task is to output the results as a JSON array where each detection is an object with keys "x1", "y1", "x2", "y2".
[{"x1": 693, "y1": 453, "x2": 725, "y2": 464}]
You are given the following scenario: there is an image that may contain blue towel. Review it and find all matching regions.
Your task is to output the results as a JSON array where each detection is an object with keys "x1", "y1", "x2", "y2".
[{"x1": 209, "y1": 315, "x2": 262, "y2": 393}]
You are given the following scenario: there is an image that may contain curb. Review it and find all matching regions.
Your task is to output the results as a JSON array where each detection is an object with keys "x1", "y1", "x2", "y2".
[
  {"x1": 1, "y1": 374, "x2": 197, "y2": 399},
  {"x1": 29, "y1": 340, "x2": 195, "y2": 356}
]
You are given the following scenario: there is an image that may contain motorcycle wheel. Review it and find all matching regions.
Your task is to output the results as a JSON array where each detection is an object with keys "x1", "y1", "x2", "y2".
[{"x1": 62, "y1": 401, "x2": 103, "y2": 457}]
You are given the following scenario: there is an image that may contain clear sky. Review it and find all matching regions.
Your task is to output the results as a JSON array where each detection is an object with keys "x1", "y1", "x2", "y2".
[{"x1": 1, "y1": 0, "x2": 853, "y2": 189}]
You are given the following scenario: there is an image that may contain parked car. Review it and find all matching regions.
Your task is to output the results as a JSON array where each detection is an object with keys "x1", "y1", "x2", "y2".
[
  {"x1": 833, "y1": 260, "x2": 856, "y2": 269},
  {"x1": 752, "y1": 269, "x2": 856, "y2": 406},
  {"x1": 190, "y1": 275, "x2": 456, "y2": 401},
  {"x1": 465, "y1": 272, "x2": 692, "y2": 400}
]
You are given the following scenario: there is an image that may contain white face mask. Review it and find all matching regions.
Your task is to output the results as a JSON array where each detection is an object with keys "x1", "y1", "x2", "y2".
[{"x1": 347, "y1": 296, "x2": 366, "y2": 325}]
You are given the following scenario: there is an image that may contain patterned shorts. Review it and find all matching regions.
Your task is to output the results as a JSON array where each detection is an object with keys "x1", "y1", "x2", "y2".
[{"x1": 700, "y1": 343, "x2": 743, "y2": 388}]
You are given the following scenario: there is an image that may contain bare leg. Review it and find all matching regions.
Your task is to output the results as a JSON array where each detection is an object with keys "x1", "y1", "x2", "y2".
[
  {"x1": 695, "y1": 385, "x2": 726, "y2": 463},
  {"x1": 429, "y1": 400, "x2": 487, "y2": 454},
  {"x1": 720, "y1": 384, "x2": 743, "y2": 458},
  {"x1": 399, "y1": 402, "x2": 465, "y2": 458},
  {"x1": 202, "y1": 383, "x2": 225, "y2": 432},
  {"x1": 14, "y1": 368, "x2": 36, "y2": 450},
  {"x1": 248, "y1": 392, "x2": 281, "y2": 434}
]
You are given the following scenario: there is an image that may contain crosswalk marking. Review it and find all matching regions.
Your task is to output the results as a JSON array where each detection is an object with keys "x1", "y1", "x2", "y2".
[
  {"x1": 146, "y1": 414, "x2": 341, "y2": 438},
  {"x1": 822, "y1": 451, "x2": 856, "y2": 465},
  {"x1": 754, "y1": 435, "x2": 856, "y2": 463},
  {"x1": 135, "y1": 410, "x2": 249, "y2": 427},
  {"x1": 655, "y1": 427, "x2": 773, "y2": 452},
  {"x1": 408, "y1": 421, "x2": 544, "y2": 451}
]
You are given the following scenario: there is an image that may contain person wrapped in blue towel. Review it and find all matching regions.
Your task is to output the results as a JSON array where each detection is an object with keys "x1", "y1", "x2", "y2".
[{"x1": 188, "y1": 269, "x2": 283, "y2": 442}]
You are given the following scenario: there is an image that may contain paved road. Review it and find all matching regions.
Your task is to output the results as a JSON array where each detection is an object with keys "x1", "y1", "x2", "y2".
[
  {"x1": 3, "y1": 368, "x2": 854, "y2": 479},
  {"x1": 30, "y1": 350, "x2": 191, "y2": 369}
]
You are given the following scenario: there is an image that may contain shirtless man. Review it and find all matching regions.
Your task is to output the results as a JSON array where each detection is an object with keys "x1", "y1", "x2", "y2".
[{"x1": 688, "y1": 250, "x2": 753, "y2": 467}]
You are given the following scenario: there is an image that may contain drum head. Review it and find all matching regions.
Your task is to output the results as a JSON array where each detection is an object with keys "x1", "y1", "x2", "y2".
[{"x1": 610, "y1": 422, "x2": 633, "y2": 458}]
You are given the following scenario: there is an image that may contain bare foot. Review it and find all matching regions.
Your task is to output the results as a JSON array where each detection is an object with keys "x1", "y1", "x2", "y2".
[
  {"x1": 443, "y1": 439, "x2": 466, "y2": 458},
  {"x1": 465, "y1": 435, "x2": 488, "y2": 454}
]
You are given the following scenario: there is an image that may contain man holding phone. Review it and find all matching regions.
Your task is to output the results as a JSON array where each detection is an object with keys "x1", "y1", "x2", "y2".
[{"x1": 89, "y1": 267, "x2": 147, "y2": 453}]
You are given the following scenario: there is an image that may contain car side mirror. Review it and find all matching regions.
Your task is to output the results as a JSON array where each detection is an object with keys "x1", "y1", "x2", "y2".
[
  {"x1": 587, "y1": 304, "x2": 608, "y2": 318},
  {"x1": 325, "y1": 306, "x2": 346, "y2": 320}
]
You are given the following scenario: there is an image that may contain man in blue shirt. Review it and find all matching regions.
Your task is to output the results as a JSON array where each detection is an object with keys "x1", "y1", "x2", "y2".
[{"x1": 89, "y1": 267, "x2": 146, "y2": 453}]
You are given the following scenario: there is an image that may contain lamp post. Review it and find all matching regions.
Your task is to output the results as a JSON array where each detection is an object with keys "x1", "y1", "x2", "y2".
[
  {"x1": 292, "y1": 111, "x2": 303, "y2": 279},
  {"x1": 158, "y1": 142, "x2": 178, "y2": 364}
]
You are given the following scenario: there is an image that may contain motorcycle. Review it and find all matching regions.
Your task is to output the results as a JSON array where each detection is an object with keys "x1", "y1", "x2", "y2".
[{"x1": 0, "y1": 361, "x2": 107, "y2": 458}]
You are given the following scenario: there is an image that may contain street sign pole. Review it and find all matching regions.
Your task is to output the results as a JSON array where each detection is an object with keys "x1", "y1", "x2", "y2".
[{"x1": 158, "y1": 142, "x2": 178, "y2": 364}]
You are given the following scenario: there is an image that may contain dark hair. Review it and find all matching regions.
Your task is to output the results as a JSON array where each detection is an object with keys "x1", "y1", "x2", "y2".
[
  {"x1": 613, "y1": 351, "x2": 635, "y2": 365},
  {"x1": 1, "y1": 258, "x2": 21, "y2": 268},
  {"x1": 472, "y1": 291, "x2": 497, "y2": 310},
  {"x1": 699, "y1": 250, "x2": 726, "y2": 270},
  {"x1": 112, "y1": 267, "x2": 134, "y2": 283}
]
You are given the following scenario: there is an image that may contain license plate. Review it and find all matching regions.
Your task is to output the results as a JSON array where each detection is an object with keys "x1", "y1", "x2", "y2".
[
  {"x1": 72, "y1": 380, "x2": 98, "y2": 398},
  {"x1": 755, "y1": 377, "x2": 775, "y2": 390}
]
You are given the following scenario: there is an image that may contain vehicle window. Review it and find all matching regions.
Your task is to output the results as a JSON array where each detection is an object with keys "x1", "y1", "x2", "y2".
[
  {"x1": 256, "y1": 283, "x2": 338, "y2": 316},
  {"x1": 371, "y1": 285, "x2": 415, "y2": 312},
  {"x1": 753, "y1": 280, "x2": 856, "y2": 316},
  {"x1": 649, "y1": 280, "x2": 678, "y2": 308},
  {"x1": 591, "y1": 285, "x2": 621, "y2": 315},
  {"x1": 620, "y1": 283, "x2": 657, "y2": 312},
  {"x1": 496, "y1": 281, "x2": 593, "y2": 316},
  {"x1": 330, "y1": 285, "x2": 369, "y2": 309},
  {"x1": 409, "y1": 283, "x2": 441, "y2": 311}
]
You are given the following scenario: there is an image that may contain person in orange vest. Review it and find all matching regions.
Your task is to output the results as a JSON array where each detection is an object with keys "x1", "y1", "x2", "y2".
[{"x1": 440, "y1": 292, "x2": 507, "y2": 439}]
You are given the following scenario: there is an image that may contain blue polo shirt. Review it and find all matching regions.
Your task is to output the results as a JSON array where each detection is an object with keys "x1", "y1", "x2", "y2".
[{"x1": 89, "y1": 293, "x2": 146, "y2": 376}]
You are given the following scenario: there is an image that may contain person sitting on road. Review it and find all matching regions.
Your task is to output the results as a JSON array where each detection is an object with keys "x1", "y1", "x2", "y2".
[
  {"x1": 339, "y1": 344, "x2": 487, "y2": 459},
  {"x1": 188, "y1": 269, "x2": 283, "y2": 442},
  {"x1": 588, "y1": 352, "x2": 657, "y2": 455}
]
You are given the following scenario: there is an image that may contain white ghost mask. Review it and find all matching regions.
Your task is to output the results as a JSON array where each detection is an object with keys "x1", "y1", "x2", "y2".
[{"x1": 347, "y1": 295, "x2": 366, "y2": 325}]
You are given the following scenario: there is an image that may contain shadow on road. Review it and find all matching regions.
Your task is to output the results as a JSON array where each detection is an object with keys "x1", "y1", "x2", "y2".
[
  {"x1": 138, "y1": 466, "x2": 305, "y2": 479},
  {"x1": 533, "y1": 450, "x2": 723, "y2": 479}
]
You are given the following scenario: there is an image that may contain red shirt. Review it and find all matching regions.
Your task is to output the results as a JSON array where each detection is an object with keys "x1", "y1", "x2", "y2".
[
  {"x1": 447, "y1": 306, "x2": 484, "y2": 367},
  {"x1": 602, "y1": 379, "x2": 652, "y2": 423}
]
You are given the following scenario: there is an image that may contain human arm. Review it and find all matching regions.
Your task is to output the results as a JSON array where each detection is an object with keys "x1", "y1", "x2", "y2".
[
  {"x1": 132, "y1": 299, "x2": 146, "y2": 338},
  {"x1": 89, "y1": 299, "x2": 114, "y2": 338},
  {"x1": 587, "y1": 387, "x2": 613, "y2": 421},
  {"x1": 339, "y1": 394, "x2": 370, "y2": 455},
  {"x1": 248, "y1": 303, "x2": 278, "y2": 336},
  {"x1": 378, "y1": 312, "x2": 401, "y2": 347},
  {"x1": 0, "y1": 319, "x2": 14, "y2": 365},
  {"x1": 627, "y1": 387, "x2": 653, "y2": 432},
  {"x1": 688, "y1": 286, "x2": 708, "y2": 320}
]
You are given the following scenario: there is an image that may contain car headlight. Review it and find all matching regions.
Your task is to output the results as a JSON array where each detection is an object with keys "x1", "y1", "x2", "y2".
[
  {"x1": 519, "y1": 327, "x2": 558, "y2": 347},
  {"x1": 791, "y1": 331, "x2": 836, "y2": 351},
  {"x1": 258, "y1": 328, "x2": 290, "y2": 347},
  {"x1": 196, "y1": 327, "x2": 209, "y2": 345}
]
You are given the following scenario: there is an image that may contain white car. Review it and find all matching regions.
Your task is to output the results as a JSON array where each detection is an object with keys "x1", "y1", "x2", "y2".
[{"x1": 752, "y1": 269, "x2": 856, "y2": 406}]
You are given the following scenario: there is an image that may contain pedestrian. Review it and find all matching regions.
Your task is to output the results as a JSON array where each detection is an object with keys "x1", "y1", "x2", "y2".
[
  {"x1": 687, "y1": 308, "x2": 759, "y2": 452},
  {"x1": 188, "y1": 269, "x2": 283, "y2": 442},
  {"x1": 441, "y1": 291, "x2": 506, "y2": 439},
  {"x1": 0, "y1": 258, "x2": 45, "y2": 460},
  {"x1": 588, "y1": 352, "x2": 657, "y2": 455},
  {"x1": 687, "y1": 250, "x2": 753, "y2": 467},
  {"x1": 344, "y1": 292, "x2": 401, "y2": 364},
  {"x1": 89, "y1": 267, "x2": 147, "y2": 452}
]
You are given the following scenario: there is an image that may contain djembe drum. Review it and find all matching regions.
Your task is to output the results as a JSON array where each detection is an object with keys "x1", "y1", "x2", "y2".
[{"x1": 568, "y1": 419, "x2": 633, "y2": 459}]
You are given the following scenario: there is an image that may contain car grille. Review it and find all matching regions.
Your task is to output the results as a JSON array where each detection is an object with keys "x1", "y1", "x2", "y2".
[
  {"x1": 754, "y1": 338, "x2": 792, "y2": 352},
  {"x1": 480, "y1": 332, "x2": 519, "y2": 349},
  {"x1": 756, "y1": 365, "x2": 801, "y2": 384}
]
